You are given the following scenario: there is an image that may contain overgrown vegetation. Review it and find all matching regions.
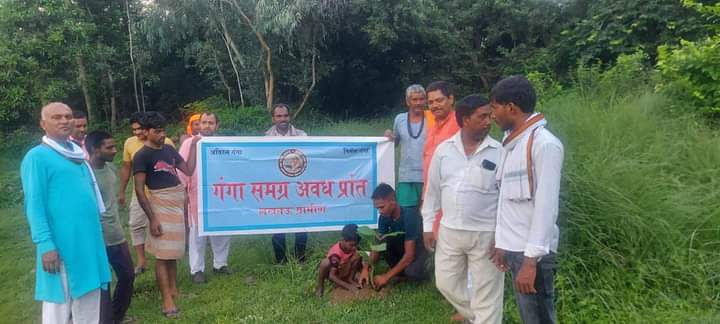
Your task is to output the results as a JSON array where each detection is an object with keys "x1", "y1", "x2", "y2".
[
  {"x1": 656, "y1": 1, "x2": 720, "y2": 119},
  {"x1": 1, "y1": 0, "x2": 717, "y2": 131},
  {"x1": 2, "y1": 58, "x2": 719, "y2": 322}
]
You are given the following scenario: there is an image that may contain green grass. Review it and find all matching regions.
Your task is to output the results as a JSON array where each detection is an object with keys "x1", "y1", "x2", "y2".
[{"x1": 2, "y1": 73, "x2": 720, "y2": 322}]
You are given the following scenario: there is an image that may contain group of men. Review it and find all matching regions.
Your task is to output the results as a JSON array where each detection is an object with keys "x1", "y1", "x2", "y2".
[
  {"x1": 370, "y1": 76, "x2": 563, "y2": 324},
  {"x1": 21, "y1": 102, "x2": 309, "y2": 322},
  {"x1": 20, "y1": 74, "x2": 562, "y2": 324}
]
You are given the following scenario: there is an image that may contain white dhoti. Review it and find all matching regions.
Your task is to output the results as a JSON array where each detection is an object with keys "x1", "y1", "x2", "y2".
[
  {"x1": 188, "y1": 224, "x2": 231, "y2": 274},
  {"x1": 42, "y1": 264, "x2": 101, "y2": 324}
]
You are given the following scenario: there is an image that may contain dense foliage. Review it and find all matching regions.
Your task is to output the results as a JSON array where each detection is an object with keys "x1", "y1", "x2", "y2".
[
  {"x1": 656, "y1": 1, "x2": 720, "y2": 119},
  {"x1": 1, "y1": 0, "x2": 716, "y2": 132}
]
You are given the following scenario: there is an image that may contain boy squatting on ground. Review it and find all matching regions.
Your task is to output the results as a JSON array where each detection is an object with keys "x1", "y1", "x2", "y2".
[{"x1": 315, "y1": 224, "x2": 367, "y2": 296}]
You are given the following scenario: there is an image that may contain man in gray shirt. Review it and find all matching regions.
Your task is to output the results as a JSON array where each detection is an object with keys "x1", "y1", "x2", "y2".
[{"x1": 385, "y1": 84, "x2": 428, "y2": 208}]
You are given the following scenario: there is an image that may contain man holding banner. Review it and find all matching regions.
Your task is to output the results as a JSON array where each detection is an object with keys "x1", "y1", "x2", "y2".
[
  {"x1": 133, "y1": 112, "x2": 199, "y2": 317},
  {"x1": 265, "y1": 103, "x2": 309, "y2": 263},
  {"x1": 384, "y1": 84, "x2": 428, "y2": 209},
  {"x1": 179, "y1": 112, "x2": 232, "y2": 284}
]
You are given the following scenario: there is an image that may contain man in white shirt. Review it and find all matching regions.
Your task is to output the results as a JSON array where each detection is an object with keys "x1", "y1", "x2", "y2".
[
  {"x1": 179, "y1": 112, "x2": 233, "y2": 284},
  {"x1": 422, "y1": 95, "x2": 504, "y2": 323},
  {"x1": 265, "y1": 103, "x2": 309, "y2": 263},
  {"x1": 490, "y1": 75, "x2": 564, "y2": 324}
]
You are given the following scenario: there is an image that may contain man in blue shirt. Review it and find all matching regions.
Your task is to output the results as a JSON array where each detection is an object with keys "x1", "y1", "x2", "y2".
[
  {"x1": 384, "y1": 84, "x2": 428, "y2": 208},
  {"x1": 21, "y1": 102, "x2": 111, "y2": 324}
]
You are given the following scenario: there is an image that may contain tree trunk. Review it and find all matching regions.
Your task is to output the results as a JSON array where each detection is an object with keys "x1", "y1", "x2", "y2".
[
  {"x1": 219, "y1": 20, "x2": 245, "y2": 106},
  {"x1": 126, "y1": 0, "x2": 141, "y2": 112},
  {"x1": 138, "y1": 67, "x2": 146, "y2": 112},
  {"x1": 107, "y1": 70, "x2": 117, "y2": 130},
  {"x1": 76, "y1": 55, "x2": 93, "y2": 122},
  {"x1": 294, "y1": 50, "x2": 317, "y2": 119},
  {"x1": 225, "y1": 0, "x2": 274, "y2": 111},
  {"x1": 212, "y1": 49, "x2": 233, "y2": 104}
]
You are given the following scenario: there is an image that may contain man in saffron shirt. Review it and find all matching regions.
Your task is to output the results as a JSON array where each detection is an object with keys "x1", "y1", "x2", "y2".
[
  {"x1": 422, "y1": 81, "x2": 460, "y2": 243},
  {"x1": 423, "y1": 81, "x2": 459, "y2": 185}
]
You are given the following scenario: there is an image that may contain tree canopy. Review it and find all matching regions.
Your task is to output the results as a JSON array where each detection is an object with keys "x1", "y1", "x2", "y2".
[{"x1": 0, "y1": 0, "x2": 715, "y2": 131}]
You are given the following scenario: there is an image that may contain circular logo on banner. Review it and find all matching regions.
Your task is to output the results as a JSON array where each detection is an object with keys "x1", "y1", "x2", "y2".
[{"x1": 278, "y1": 149, "x2": 307, "y2": 177}]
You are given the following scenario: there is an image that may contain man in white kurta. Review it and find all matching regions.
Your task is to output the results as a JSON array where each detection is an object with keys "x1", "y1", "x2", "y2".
[
  {"x1": 179, "y1": 112, "x2": 232, "y2": 284},
  {"x1": 491, "y1": 75, "x2": 564, "y2": 324},
  {"x1": 422, "y1": 95, "x2": 504, "y2": 323}
]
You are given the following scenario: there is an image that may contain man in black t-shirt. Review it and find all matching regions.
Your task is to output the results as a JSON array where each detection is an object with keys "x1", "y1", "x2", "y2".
[
  {"x1": 132, "y1": 112, "x2": 199, "y2": 318},
  {"x1": 361, "y1": 183, "x2": 429, "y2": 289}
]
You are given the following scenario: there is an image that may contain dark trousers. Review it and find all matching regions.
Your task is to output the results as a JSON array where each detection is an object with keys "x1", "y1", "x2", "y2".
[
  {"x1": 505, "y1": 251, "x2": 557, "y2": 324},
  {"x1": 100, "y1": 242, "x2": 135, "y2": 324},
  {"x1": 272, "y1": 232, "x2": 308, "y2": 263},
  {"x1": 384, "y1": 244, "x2": 429, "y2": 281}
]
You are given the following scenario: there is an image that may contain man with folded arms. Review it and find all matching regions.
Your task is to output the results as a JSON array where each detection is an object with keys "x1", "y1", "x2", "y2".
[
  {"x1": 490, "y1": 75, "x2": 564, "y2": 324},
  {"x1": 422, "y1": 95, "x2": 504, "y2": 323},
  {"x1": 21, "y1": 102, "x2": 111, "y2": 324}
]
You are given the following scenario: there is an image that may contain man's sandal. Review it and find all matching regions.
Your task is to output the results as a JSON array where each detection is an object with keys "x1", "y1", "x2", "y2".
[{"x1": 162, "y1": 308, "x2": 179, "y2": 319}]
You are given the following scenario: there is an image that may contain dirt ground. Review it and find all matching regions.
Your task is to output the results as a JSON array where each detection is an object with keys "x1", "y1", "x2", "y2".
[{"x1": 330, "y1": 286, "x2": 387, "y2": 304}]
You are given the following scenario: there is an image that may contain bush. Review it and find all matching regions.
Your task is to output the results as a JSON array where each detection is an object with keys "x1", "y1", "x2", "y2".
[
  {"x1": 656, "y1": 35, "x2": 720, "y2": 119},
  {"x1": 0, "y1": 127, "x2": 40, "y2": 156},
  {"x1": 183, "y1": 96, "x2": 269, "y2": 136},
  {"x1": 572, "y1": 51, "x2": 652, "y2": 106},
  {"x1": 0, "y1": 169, "x2": 22, "y2": 208},
  {"x1": 540, "y1": 64, "x2": 720, "y2": 322}
]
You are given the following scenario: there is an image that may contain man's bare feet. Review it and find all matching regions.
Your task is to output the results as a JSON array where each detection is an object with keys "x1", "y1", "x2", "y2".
[{"x1": 450, "y1": 312, "x2": 465, "y2": 322}]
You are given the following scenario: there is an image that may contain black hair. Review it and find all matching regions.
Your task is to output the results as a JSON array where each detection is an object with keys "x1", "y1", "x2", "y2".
[
  {"x1": 271, "y1": 103, "x2": 290, "y2": 117},
  {"x1": 72, "y1": 110, "x2": 86, "y2": 119},
  {"x1": 455, "y1": 95, "x2": 490, "y2": 127},
  {"x1": 426, "y1": 81, "x2": 453, "y2": 98},
  {"x1": 201, "y1": 112, "x2": 220, "y2": 124},
  {"x1": 341, "y1": 224, "x2": 361, "y2": 243},
  {"x1": 371, "y1": 183, "x2": 396, "y2": 200},
  {"x1": 85, "y1": 130, "x2": 113, "y2": 155},
  {"x1": 129, "y1": 111, "x2": 145, "y2": 125},
  {"x1": 139, "y1": 111, "x2": 167, "y2": 130},
  {"x1": 490, "y1": 75, "x2": 537, "y2": 113}
]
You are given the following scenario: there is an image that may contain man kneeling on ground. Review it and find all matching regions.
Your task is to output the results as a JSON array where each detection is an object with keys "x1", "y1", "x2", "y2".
[
  {"x1": 361, "y1": 183, "x2": 429, "y2": 289},
  {"x1": 316, "y1": 224, "x2": 365, "y2": 297}
]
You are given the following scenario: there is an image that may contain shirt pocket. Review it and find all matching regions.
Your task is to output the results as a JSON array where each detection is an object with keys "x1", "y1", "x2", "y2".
[{"x1": 469, "y1": 165, "x2": 498, "y2": 193}]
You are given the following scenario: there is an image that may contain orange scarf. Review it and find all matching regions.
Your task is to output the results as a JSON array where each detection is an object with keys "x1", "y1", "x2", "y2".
[{"x1": 186, "y1": 113, "x2": 201, "y2": 135}]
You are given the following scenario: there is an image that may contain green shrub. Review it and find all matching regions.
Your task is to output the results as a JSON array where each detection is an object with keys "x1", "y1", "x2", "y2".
[
  {"x1": 0, "y1": 169, "x2": 22, "y2": 208},
  {"x1": 527, "y1": 71, "x2": 563, "y2": 103},
  {"x1": 183, "y1": 96, "x2": 269, "y2": 135},
  {"x1": 572, "y1": 51, "x2": 652, "y2": 106},
  {"x1": 0, "y1": 127, "x2": 40, "y2": 156},
  {"x1": 656, "y1": 35, "x2": 720, "y2": 119}
]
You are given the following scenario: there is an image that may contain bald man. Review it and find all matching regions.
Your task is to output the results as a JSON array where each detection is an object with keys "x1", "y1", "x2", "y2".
[{"x1": 21, "y1": 103, "x2": 111, "y2": 324}]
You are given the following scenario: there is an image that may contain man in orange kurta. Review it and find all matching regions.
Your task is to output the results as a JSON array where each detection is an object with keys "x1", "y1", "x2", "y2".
[
  {"x1": 423, "y1": 81, "x2": 460, "y2": 188},
  {"x1": 421, "y1": 81, "x2": 460, "y2": 244}
]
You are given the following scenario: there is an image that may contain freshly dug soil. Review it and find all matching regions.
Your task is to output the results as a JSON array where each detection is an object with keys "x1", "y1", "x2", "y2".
[{"x1": 330, "y1": 286, "x2": 386, "y2": 304}]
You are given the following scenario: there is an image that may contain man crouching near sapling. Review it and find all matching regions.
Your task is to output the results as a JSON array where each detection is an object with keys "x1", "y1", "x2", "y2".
[{"x1": 316, "y1": 224, "x2": 366, "y2": 297}]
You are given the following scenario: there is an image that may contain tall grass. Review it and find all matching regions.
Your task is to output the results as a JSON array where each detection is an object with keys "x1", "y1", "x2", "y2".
[
  {"x1": 539, "y1": 58, "x2": 720, "y2": 322},
  {"x1": 2, "y1": 58, "x2": 719, "y2": 322}
]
